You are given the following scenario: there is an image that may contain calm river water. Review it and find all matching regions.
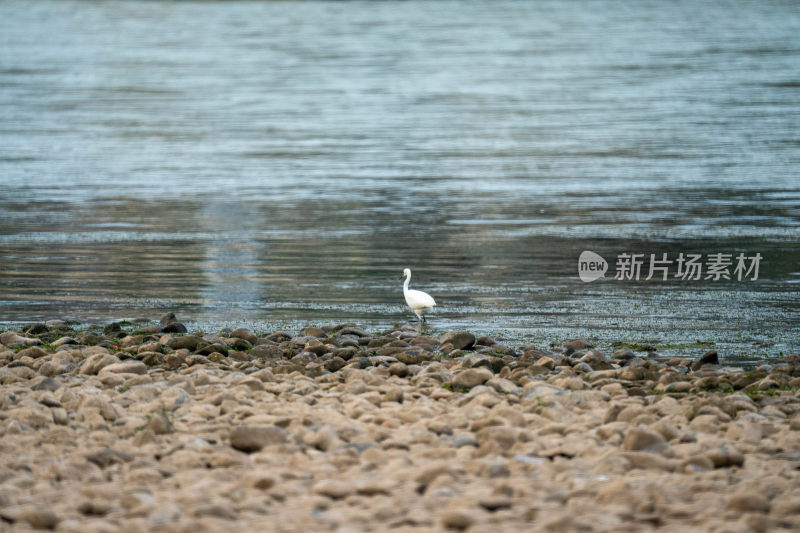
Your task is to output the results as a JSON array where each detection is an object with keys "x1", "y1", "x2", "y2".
[{"x1": 1, "y1": 0, "x2": 799, "y2": 362}]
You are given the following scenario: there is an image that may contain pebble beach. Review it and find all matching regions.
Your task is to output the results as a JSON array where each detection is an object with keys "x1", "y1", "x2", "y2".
[{"x1": 1, "y1": 314, "x2": 799, "y2": 532}]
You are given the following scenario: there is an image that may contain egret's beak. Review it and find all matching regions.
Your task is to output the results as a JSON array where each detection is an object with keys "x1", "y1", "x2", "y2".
[{"x1": 400, "y1": 273, "x2": 405, "y2": 279}]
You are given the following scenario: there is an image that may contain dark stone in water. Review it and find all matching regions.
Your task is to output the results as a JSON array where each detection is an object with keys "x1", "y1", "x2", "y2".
[
  {"x1": 103, "y1": 322, "x2": 124, "y2": 335},
  {"x1": 692, "y1": 350, "x2": 719, "y2": 371},
  {"x1": 161, "y1": 322, "x2": 188, "y2": 334},
  {"x1": 25, "y1": 323, "x2": 49, "y2": 335}
]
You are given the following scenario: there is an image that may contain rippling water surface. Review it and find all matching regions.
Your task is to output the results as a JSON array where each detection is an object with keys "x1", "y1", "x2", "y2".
[{"x1": 1, "y1": 0, "x2": 799, "y2": 361}]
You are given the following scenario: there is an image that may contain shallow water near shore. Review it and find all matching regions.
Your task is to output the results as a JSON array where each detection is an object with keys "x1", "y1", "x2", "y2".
[{"x1": 1, "y1": 0, "x2": 799, "y2": 362}]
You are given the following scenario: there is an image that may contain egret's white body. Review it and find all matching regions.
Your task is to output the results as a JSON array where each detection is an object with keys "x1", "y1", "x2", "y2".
[{"x1": 401, "y1": 268, "x2": 436, "y2": 322}]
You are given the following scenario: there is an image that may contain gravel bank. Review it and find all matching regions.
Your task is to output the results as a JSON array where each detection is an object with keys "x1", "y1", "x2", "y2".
[{"x1": 1, "y1": 316, "x2": 799, "y2": 532}]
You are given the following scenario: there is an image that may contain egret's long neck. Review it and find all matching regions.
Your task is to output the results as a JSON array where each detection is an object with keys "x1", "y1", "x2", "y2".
[{"x1": 403, "y1": 274, "x2": 410, "y2": 292}]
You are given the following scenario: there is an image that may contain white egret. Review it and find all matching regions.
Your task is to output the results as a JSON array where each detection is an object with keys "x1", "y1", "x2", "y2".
[{"x1": 401, "y1": 268, "x2": 436, "y2": 322}]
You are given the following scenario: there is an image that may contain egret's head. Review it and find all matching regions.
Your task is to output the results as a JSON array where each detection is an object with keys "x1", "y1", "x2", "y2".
[{"x1": 401, "y1": 268, "x2": 411, "y2": 279}]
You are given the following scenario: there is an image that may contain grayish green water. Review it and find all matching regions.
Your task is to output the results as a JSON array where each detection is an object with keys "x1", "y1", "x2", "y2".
[{"x1": 2, "y1": 0, "x2": 799, "y2": 361}]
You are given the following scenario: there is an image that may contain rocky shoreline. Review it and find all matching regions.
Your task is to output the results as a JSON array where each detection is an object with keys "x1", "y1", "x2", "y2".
[{"x1": 1, "y1": 314, "x2": 799, "y2": 532}]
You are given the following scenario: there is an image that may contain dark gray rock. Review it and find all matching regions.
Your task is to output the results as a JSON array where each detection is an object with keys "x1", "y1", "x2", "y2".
[
  {"x1": 227, "y1": 337, "x2": 252, "y2": 351},
  {"x1": 25, "y1": 323, "x2": 49, "y2": 335},
  {"x1": 332, "y1": 346, "x2": 357, "y2": 361},
  {"x1": 304, "y1": 339, "x2": 327, "y2": 356},
  {"x1": 168, "y1": 335, "x2": 203, "y2": 351},
  {"x1": 475, "y1": 336, "x2": 496, "y2": 347},
  {"x1": 692, "y1": 350, "x2": 719, "y2": 371},
  {"x1": 230, "y1": 328, "x2": 258, "y2": 345},
  {"x1": 161, "y1": 321, "x2": 187, "y2": 334},
  {"x1": 471, "y1": 357, "x2": 506, "y2": 374},
  {"x1": 196, "y1": 341, "x2": 228, "y2": 356},
  {"x1": 439, "y1": 331, "x2": 476, "y2": 351},
  {"x1": 76, "y1": 332, "x2": 106, "y2": 346},
  {"x1": 564, "y1": 338, "x2": 593, "y2": 355},
  {"x1": 103, "y1": 322, "x2": 125, "y2": 336},
  {"x1": 266, "y1": 331, "x2": 292, "y2": 342},
  {"x1": 339, "y1": 327, "x2": 369, "y2": 338},
  {"x1": 612, "y1": 347, "x2": 636, "y2": 360},
  {"x1": 324, "y1": 356, "x2": 347, "y2": 372}
]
